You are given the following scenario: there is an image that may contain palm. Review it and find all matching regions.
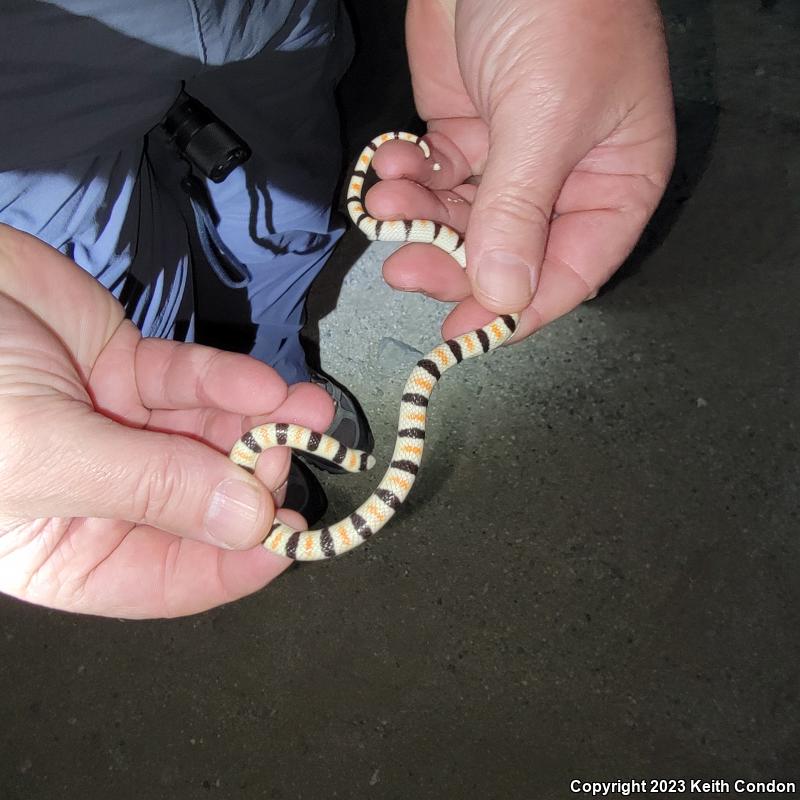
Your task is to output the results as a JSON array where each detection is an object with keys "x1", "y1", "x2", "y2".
[{"x1": 0, "y1": 227, "x2": 327, "y2": 617}]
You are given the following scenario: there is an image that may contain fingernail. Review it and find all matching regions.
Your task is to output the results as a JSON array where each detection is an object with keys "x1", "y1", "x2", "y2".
[
  {"x1": 475, "y1": 251, "x2": 537, "y2": 306},
  {"x1": 272, "y1": 480, "x2": 288, "y2": 507},
  {"x1": 205, "y1": 479, "x2": 264, "y2": 549}
]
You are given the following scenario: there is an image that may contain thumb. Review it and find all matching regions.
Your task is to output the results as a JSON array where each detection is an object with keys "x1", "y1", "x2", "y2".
[
  {"x1": 466, "y1": 114, "x2": 575, "y2": 313},
  {"x1": 6, "y1": 411, "x2": 276, "y2": 550}
]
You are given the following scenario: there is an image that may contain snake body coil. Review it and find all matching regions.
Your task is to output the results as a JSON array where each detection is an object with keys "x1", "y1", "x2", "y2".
[{"x1": 229, "y1": 132, "x2": 520, "y2": 560}]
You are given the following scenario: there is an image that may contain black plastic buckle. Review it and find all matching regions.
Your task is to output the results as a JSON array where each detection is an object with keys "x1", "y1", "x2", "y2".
[{"x1": 161, "y1": 90, "x2": 251, "y2": 183}]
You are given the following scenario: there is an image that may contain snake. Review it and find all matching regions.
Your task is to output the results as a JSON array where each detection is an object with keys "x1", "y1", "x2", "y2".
[{"x1": 228, "y1": 131, "x2": 519, "y2": 560}]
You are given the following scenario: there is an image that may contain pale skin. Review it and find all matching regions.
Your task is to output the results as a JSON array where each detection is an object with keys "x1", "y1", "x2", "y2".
[
  {"x1": 0, "y1": 0, "x2": 675, "y2": 618},
  {"x1": 370, "y1": 0, "x2": 675, "y2": 340},
  {"x1": 0, "y1": 225, "x2": 334, "y2": 617}
]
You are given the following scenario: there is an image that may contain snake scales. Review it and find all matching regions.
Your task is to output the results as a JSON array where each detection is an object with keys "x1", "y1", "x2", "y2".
[{"x1": 228, "y1": 132, "x2": 519, "y2": 560}]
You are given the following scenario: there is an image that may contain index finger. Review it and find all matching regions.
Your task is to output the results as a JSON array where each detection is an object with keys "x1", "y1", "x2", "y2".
[{"x1": 135, "y1": 338, "x2": 288, "y2": 414}]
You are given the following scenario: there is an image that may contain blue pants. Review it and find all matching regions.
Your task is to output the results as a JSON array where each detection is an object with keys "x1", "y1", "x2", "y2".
[{"x1": 0, "y1": 0, "x2": 352, "y2": 384}]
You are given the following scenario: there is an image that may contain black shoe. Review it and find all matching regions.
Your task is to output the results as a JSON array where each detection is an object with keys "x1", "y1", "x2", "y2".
[
  {"x1": 304, "y1": 369, "x2": 375, "y2": 474},
  {"x1": 282, "y1": 455, "x2": 328, "y2": 526}
]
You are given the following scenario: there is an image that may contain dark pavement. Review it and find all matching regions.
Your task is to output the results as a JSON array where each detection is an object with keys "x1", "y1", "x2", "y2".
[{"x1": 1, "y1": 1, "x2": 798, "y2": 798}]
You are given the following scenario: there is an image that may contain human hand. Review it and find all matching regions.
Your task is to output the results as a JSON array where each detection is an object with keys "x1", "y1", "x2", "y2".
[
  {"x1": 0, "y1": 225, "x2": 332, "y2": 618},
  {"x1": 367, "y1": 0, "x2": 676, "y2": 341}
]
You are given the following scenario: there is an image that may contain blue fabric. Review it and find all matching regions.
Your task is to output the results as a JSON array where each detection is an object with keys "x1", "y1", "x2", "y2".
[{"x1": 0, "y1": 0, "x2": 351, "y2": 383}]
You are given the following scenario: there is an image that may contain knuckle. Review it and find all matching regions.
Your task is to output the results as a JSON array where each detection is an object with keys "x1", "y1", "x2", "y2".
[
  {"x1": 133, "y1": 441, "x2": 187, "y2": 525},
  {"x1": 627, "y1": 174, "x2": 664, "y2": 216},
  {"x1": 478, "y1": 189, "x2": 551, "y2": 235}
]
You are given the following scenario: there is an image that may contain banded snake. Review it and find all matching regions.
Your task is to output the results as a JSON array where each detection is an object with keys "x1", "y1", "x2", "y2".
[{"x1": 228, "y1": 132, "x2": 519, "y2": 560}]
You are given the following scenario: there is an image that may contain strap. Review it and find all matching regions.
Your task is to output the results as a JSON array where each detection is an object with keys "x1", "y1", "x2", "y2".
[{"x1": 181, "y1": 174, "x2": 252, "y2": 289}]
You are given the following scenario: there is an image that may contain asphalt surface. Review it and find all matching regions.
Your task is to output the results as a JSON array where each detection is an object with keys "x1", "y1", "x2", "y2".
[{"x1": 1, "y1": 1, "x2": 798, "y2": 798}]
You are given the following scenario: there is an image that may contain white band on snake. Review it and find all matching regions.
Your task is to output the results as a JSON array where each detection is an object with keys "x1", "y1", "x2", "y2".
[{"x1": 228, "y1": 132, "x2": 520, "y2": 560}]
